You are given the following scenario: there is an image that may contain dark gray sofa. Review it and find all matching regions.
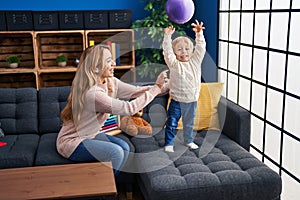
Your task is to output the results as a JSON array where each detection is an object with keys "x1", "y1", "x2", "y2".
[
  {"x1": 0, "y1": 86, "x2": 282, "y2": 200},
  {"x1": 126, "y1": 90, "x2": 282, "y2": 200},
  {"x1": 0, "y1": 86, "x2": 135, "y2": 197}
]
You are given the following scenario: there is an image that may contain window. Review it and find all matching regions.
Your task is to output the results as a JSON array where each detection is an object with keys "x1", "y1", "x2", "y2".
[{"x1": 218, "y1": 0, "x2": 300, "y2": 199}]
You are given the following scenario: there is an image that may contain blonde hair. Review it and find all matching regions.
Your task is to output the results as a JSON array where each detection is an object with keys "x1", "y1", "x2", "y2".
[
  {"x1": 61, "y1": 44, "x2": 112, "y2": 127},
  {"x1": 172, "y1": 36, "x2": 194, "y2": 52}
]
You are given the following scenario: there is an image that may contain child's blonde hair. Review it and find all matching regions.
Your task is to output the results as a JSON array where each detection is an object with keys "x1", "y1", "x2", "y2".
[{"x1": 172, "y1": 36, "x2": 194, "y2": 52}]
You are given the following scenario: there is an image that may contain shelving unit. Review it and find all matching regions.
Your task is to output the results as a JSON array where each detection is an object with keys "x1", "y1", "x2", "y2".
[
  {"x1": 0, "y1": 31, "x2": 36, "y2": 88},
  {"x1": 85, "y1": 29, "x2": 135, "y2": 82},
  {"x1": 0, "y1": 29, "x2": 135, "y2": 89}
]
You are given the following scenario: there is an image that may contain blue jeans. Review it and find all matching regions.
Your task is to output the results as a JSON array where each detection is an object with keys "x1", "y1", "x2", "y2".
[
  {"x1": 165, "y1": 99, "x2": 197, "y2": 146},
  {"x1": 69, "y1": 133, "x2": 130, "y2": 176}
]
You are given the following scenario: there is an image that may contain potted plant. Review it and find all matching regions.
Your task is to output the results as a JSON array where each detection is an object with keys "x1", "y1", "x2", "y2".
[
  {"x1": 6, "y1": 55, "x2": 20, "y2": 68},
  {"x1": 56, "y1": 55, "x2": 68, "y2": 67},
  {"x1": 131, "y1": 0, "x2": 189, "y2": 80}
]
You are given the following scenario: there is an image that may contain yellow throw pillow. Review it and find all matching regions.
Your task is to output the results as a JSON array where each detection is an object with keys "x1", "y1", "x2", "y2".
[{"x1": 168, "y1": 82, "x2": 224, "y2": 131}]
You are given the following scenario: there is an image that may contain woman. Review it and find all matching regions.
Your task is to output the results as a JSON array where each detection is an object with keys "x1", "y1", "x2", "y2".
[{"x1": 57, "y1": 44, "x2": 168, "y2": 176}]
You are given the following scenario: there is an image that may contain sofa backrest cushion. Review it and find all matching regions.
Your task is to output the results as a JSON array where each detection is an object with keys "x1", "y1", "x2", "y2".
[
  {"x1": 38, "y1": 86, "x2": 71, "y2": 134},
  {"x1": 0, "y1": 88, "x2": 38, "y2": 135},
  {"x1": 142, "y1": 93, "x2": 169, "y2": 128},
  {"x1": 131, "y1": 82, "x2": 169, "y2": 128}
]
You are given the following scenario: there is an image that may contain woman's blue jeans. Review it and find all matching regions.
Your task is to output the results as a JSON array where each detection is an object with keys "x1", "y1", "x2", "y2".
[
  {"x1": 165, "y1": 99, "x2": 197, "y2": 146},
  {"x1": 69, "y1": 133, "x2": 130, "y2": 176}
]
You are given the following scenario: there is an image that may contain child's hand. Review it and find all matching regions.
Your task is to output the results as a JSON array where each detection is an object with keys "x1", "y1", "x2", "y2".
[
  {"x1": 192, "y1": 20, "x2": 205, "y2": 33},
  {"x1": 164, "y1": 26, "x2": 175, "y2": 35}
]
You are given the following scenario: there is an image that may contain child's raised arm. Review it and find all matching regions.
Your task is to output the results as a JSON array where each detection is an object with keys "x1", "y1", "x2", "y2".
[
  {"x1": 163, "y1": 25, "x2": 176, "y2": 68},
  {"x1": 190, "y1": 20, "x2": 206, "y2": 65}
]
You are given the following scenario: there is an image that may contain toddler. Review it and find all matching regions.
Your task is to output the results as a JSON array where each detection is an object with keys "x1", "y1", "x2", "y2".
[{"x1": 163, "y1": 20, "x2": 206, "y2": 152}]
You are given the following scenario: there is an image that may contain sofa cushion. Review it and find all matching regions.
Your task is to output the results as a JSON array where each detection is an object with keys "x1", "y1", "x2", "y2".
[
  {"x1": 0, "y1": 134, "x2": 39, "y2": 168},
  {"x1": 35, "y1": 133, "x2": 75, "y2": 166},
  {"x1": 35, "y1": 131, "x2": 136, "y2": 166},
  {"x1": 38, "y1": 86, "x2": 71, "y2": 134},
  {"x1": 142, "y1": 93, "x2": 169, "y2": 129},
  {"x1": 115, "y1": 132, "x2": 136, "y2": 153},
  {"x1": 131, "y1": 130, "x2": 282, "y2": 200},
  {"x1": 35, "y1": 132, "x2": 137, "y2": 189},
  {"x1": 0, "y1": 88, "x2": 38, "y2": 135}
]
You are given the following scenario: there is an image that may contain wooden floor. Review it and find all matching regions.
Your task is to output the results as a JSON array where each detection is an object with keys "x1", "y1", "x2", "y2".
[
  {"x1": 58, "y1": 184, "x2": 144, "y2": 200},
  {"x1": 117, "y1": 183, "x2": 144, "y2": 200}
]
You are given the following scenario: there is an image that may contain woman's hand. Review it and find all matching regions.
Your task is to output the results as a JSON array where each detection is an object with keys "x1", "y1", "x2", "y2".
[
  {"x1": 164, "y1": 26, "x2": 175, "y2": 35},
  {"x1": 160, "y1": 81, "x2": 170, "y2": 94},
  {"x1": 155, "y1": 70, "x2": 168, "y2": 89},
  {"x1": 192, "y1": 20, "x2": 205, "y2": 33}
]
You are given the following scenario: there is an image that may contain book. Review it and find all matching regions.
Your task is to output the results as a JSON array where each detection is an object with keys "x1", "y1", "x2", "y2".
[
  {"x1": 115, "y1": 43, "x2": 121, "y2": 66},
  {"x1": 89, "y1": 40, "x2": 95, "y2": 47},
  {"x1": 102, "y1": 124, "x2": 118, "y2": 130},
  {"x1": 106, "y1": 41, "x2": 120, "y2": 66},
  {"x1": 103, "y1": 120, "x2": 117, "y2": 126},
  {"x1": 106, "y1": 41, "x2": 112, "y2": 51},
  {"x1": 111, "y1": 42, "x2": 116, "y2": 63}
]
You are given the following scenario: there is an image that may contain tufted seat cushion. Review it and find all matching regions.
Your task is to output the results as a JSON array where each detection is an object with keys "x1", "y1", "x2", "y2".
[
  {"x1": 0, "y1": 88, "x2": 39, "y2": 168},
  {"x1": 0, "y1": 134, "x2": 39, "y2": 168},
  {"x1": 35, "y1": 133, "x2": 75, "y2": 166},
  {"x1": 131, "y1": 130, "x2": 282, "y2": 200}
]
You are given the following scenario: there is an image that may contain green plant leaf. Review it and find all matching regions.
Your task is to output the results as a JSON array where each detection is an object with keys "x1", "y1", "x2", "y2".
[
  {"x1": 131, "y1": 0, "x2": 189, "y2": 79},
  {"x1": 6, "y1": 55, "x2": 20, "y2": 64}
]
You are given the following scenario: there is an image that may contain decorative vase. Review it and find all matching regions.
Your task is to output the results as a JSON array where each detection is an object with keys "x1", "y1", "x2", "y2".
[
  {"x1": 58, "y1": 61, "x2": 67, "y2": 67},
  {"x1": 9, "y1": 63, "x2": 18, "y2": 68}
]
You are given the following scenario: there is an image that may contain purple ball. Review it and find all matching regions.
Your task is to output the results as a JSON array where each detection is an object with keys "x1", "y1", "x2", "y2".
[{"x1": 166, "y1": 0, "x2": 195, "y2": 24}]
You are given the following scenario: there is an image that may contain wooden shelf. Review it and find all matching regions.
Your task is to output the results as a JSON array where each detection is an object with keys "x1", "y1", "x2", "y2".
[
  {"x1": 0, "y1": 72, "x2": 36, "y2": 88},
  {"x1": 38, "y1": 67, "x2": 77, "y2": 73},
  {"x1": 0, "y1": 68, "x2": 36, "y2": 74},
  {"x1": 114, "y1": 65, "x2": 135, "y2": 70},
  {"x1": 39, "y1": 72, "x2": 75, "y2": 88},
  {"x1": 0, "y1": 29, "x2": 135, "y2": 89},
  {"x1": 34, "y1": 31, "x2": 85, "y2": 70},
  {"x1": 0, "y1": 31, "x2": 35, "y2": 71}
]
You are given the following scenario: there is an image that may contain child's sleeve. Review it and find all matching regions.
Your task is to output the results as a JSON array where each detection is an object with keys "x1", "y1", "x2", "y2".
[
  {"x1": 162, "y1": 34, "x2": 177, "y2": 68},
  {"x1": 192, "y1": 31, "x2": 206, "y2": 64}
]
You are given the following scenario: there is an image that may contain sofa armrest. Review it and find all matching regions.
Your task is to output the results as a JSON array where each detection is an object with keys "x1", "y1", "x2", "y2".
[{"x1": 218, "y1": 96, "x2": 251, "y2": 151}]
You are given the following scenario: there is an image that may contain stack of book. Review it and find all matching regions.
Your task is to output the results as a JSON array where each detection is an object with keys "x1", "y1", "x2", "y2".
[{"x1": 100, "y1": 114, "x2": 121, "y2": 135}]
